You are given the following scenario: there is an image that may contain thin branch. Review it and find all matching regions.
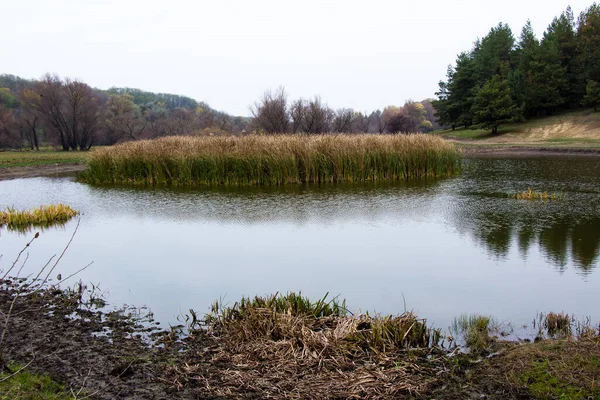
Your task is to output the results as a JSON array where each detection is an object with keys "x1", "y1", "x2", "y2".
[
  {"x1": 0, "y1": 356, "x2": 35, "y2": 383},
  {"x1": 1, "y1": 233, "x2": 39, "y2": 281},
  {"x1": 56, "y1": 262, "x2": 94, "y2": 286}
]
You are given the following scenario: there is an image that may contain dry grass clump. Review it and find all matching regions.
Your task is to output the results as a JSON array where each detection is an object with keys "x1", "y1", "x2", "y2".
[
  {"x1": 0, "y1": 204, "x2": 79, "y2": 232},
  {"x1": 80, "y1": 134, "x2": 461, "y2": 186},
  {"x1": 206, "y1": 292, "x2": 440, "y2": 353},
  {"x1": 166, "y1": 292, "x2": 447, "y2": 398},
  {"x1": 533, "y1": 312, "x2": 575, "y2": 339},
  {"x1": 514, "y1": 188, "x2": 559, "y2": 200}
]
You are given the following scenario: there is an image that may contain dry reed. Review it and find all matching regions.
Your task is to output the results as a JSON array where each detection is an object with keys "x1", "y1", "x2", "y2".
[{"x1": 80, "y1": 134, "x2": 461, "y2": 186}]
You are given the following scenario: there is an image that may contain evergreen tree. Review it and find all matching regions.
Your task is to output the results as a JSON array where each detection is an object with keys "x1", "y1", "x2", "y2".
[
  {"x1": 577, "y1": 4, "x2": 600, "y2": 83},
  {"x1": 449, "y1": 52, "x2": 478, "y2": 127},
  {"x1": 545, "y1": 7, "x2": 580, "y2": 106},
  {"x1": 433, "y1": 66, "x2": 462, "y2": 129},
  {"x1": 525, "y1": 37, "x2": 567, "y2": 115},
  {"x1": 472, "y1": 75, "x2": 519, "y2": 134},
  {"x1": 583, "y1": 80, "x2": 600, "y2": 111},
  {"x1": 473, "y1": 23, "x2": 516, "y2": 85},
  {"x1": 512, "y1": 20, "x2": 539, "y2": 114}
]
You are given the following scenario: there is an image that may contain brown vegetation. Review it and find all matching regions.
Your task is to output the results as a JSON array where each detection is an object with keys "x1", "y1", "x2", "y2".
[{"x1": 80, "y1": 134, "x2": 461, "y2": 186}]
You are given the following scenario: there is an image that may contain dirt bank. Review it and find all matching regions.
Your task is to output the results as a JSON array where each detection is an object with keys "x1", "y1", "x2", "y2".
[
  {"x1": 0, "y1": 163, "x2": 87, "y2": 181},
  {"x1": 458, "y1": 143, "x2": 600, "y2": 157}
]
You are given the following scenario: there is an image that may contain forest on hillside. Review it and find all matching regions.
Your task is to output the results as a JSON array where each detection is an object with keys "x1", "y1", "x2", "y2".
[
  {"x1": 433, "y1": 4, "x2": 600, "y2": 133},
  {"x1": 0, "y1": 73, "x2": 440, "y2": 151},
  {"x1": 0, "y1": 74, "x2": 249, "y2": 150}
]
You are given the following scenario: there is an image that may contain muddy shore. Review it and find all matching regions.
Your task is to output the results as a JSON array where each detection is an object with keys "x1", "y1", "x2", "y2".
[
  {"x1": 459, "y1": 143, "x2": 600, "y2": 157},
  {"x1": 1, "y1": 280, "x2": 599, "y2": 399},
  {"x1": 0, "y1": 163, "x2": 86, "y2": 181}
]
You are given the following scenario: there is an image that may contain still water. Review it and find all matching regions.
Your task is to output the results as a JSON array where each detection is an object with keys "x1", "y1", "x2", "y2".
[{"x1": 1, "y1": 156, "x2": 599, "y2": 332}]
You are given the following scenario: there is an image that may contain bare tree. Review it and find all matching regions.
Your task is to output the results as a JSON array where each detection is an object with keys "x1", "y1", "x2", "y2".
[
  {"x1": 290, "y1": 99, "x2": 306, "y2": 133},
  {"x1": 250, "y1": 87, "x2": 290, "y2": 133},
  {"x1": 16, "y1": 110, "x2": 40, "y2": 150},
  {"x1": 332, "y1": 108, "x2": 354, "y2": 133},
  {"x1": 166, "y1": 108, "x2": 196, "y2": 136},
  {"x1": 302, "y1": 97, "x2": 334, "y2": 134},
  {"x1": 22, "y1": 75, "x2": 101, "y2": 150}
]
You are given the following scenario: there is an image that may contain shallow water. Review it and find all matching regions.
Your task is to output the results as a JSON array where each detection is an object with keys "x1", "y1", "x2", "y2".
[{"x1": 1, "y1": 156, "x2": 599, "y2": 333}]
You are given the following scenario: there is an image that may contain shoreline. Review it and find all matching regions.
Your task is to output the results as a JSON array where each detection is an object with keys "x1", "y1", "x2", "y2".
[
  {"x1": 1, "y1": 144, "x2": 599, "y2": 182},
  {"x1": 0, "y1": 163, "x2": 86, "y2": 181},
  {"x1": 1, "y1": 282, "x2": 599, "y2": 399},
  {"x1": 459, "y1": 143, "x2": 600, "y2": 157}
]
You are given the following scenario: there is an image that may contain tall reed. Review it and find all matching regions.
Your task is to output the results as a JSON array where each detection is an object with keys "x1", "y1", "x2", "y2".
[{"x1": 79, "y1": 134, "x2": 461, "y2": 186}]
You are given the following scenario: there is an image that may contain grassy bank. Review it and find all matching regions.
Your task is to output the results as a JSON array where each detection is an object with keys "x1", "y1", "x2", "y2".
[
  {"x1": 79, "y1": 134, "x2": 461, "y2": 186},
  {"x1": 436, "y1": 109, "x2": 600, "y2": 149},
  {"x1": 0, "y1": 150, "x2": 88, "y2": 169}
]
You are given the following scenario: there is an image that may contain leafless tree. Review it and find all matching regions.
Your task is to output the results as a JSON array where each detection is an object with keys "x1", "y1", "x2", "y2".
[
  {"x1": 22, "y1": 75, "x2": 101, "y2": 150},
  {"x1": 250, "y1": 87, "x2": 290, "y2": 133},
  {"x1": 302, "y1": 97, "x2": 334, "y2": 134},
  {"x1": 17, "y1": 108, "x2": 40, "y2": 150},
  {"x1": 290, "y1": 99, "x2": 306, "y2": 133},
  {"x1": 332, "y1": 108, "x2": 354, "y2": 133},
  {"x1": 166, "y1": 108, "x2": 196, "y2": 136}
]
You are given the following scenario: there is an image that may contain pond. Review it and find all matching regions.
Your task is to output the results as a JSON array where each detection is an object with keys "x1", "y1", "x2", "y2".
[{"x1": 1, "y1": 155, "x2": 599, "y2": 334}]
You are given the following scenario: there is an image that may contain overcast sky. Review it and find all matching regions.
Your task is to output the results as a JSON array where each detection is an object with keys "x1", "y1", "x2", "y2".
[{"x1": 2, "y1": 0, "x2": 594, "y2": 116}]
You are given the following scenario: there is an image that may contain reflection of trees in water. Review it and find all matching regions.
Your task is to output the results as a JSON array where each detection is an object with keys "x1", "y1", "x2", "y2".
[{"x1": 461, "y1": 210, "x2": 600, "y2": 274}]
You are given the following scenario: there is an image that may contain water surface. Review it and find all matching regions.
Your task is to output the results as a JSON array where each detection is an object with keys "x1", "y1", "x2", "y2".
[{"x1": 1, "y1": 156, "x2": 599, "y2": 333}]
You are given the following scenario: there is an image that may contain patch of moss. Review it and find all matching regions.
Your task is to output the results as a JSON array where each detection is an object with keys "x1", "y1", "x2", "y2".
[
  {"x1": 520, "y1": 358, "x2": 600, "y2": 399},
  {"x1": 0, "y1": 363, "x2": 71, "y2": 400}
]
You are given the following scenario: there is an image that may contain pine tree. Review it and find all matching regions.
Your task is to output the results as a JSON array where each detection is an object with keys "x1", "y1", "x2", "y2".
[
  {"x1": 472, "y1": 75, "x2": 519, "y2": 134},
  {"x1": 583, "y1": 80, "x2": 600, "y2": 111}
]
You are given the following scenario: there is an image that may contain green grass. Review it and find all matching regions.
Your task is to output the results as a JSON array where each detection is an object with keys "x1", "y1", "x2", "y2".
[
  {"x1": 451, "y1": 314, "x2": 496, "y2": 352},
  {"x1": 435, "y1": 108, "x2": 600, "y2": 143},
  {"x1": 519, "y1": 357, "x2": 600, "y2": 399},
  {"x1": 80, "y1": 134, "x2": 462, "y2": 186},
  {"x1": 0, "y1": 150, "x2": 88, "y2": 168},
  {"x1": 0, "y1": 363, "x2": 70, "y2": 400}
]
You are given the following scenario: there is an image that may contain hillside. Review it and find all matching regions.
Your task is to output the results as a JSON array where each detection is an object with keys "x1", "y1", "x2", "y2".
[{"x1": 437, "y1": 109, "x2": 600, "y2": 150}]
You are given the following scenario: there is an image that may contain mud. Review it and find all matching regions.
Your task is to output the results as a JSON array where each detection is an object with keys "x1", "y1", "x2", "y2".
[{"x1": 0, "y1": 164, "x2": 86, "y2": 181}]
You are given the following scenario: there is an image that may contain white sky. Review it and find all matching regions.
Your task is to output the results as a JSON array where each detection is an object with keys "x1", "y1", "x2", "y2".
[{"x1": 1, "y1": 0, "x2": 593, "y2": 116}]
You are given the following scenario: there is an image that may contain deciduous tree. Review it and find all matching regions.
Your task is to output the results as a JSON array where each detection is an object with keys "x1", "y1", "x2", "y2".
[
  {"x1": 250, "y1": 87, "x2": 290, "y2": 133},
  {"x1": 22, "y1": 75, "x2": 101, "y2": 150}
]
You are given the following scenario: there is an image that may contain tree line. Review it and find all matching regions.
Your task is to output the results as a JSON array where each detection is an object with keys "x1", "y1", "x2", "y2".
[
  {"x1": 433, "y1": 4, "x2": 600, "y2": 134},
  {"x1": 249, "y1": 87, "x2": 439, "y2": 135},
  {"x1": 0, "y1": 74, "x2": 249, "y2": 150}
]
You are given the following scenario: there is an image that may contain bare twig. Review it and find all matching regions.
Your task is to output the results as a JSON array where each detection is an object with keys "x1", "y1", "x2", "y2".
[{"x1": 0, "y1": 356, "x2": 35, "y2": 383}]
